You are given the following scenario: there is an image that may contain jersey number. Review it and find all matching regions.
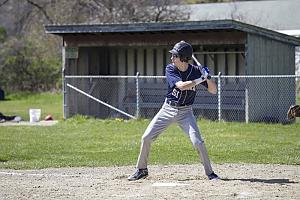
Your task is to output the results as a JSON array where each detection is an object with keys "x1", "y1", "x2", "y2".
[{"x1": 172, "y1": 88, "x2": 179, "y2": 98}]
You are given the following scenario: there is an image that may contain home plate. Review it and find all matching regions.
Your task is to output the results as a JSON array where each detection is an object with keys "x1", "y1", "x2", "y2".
[{"x1": 152, "y1": 182, "x2": 190, "y2": 187}]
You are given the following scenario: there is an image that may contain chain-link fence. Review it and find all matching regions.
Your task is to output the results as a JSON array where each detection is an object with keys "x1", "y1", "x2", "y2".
[{"x1": 64, "y1": 74, "x2": 300, "y2": 123}]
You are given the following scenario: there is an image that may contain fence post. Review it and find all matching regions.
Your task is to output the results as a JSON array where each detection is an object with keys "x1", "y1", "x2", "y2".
[
  {"x1": 218, "y1": 72, "x2": 222, "y2": 122},
  {"x1": 245, "y1": 88, "x2": 249, "y2": 123},
  {"x1": 62, "y1": 46, "x2": 67, "y2": 119},
  {"x1": 63, "y1": 74, "x2": 67, "y2": 119},
  {"x1": 136, "y1": 72, "x2": 140, "y2": 119}
]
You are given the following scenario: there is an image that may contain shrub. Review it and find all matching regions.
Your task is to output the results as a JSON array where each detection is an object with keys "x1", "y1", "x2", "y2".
[{"x1": 0, "y1": 37, "x2": 61, "y2": 92}]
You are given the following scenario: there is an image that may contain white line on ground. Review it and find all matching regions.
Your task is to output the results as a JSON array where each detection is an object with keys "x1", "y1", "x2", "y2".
[
  {"x1": 0, "y1": 171, "x2": 78, "y2": 177},
  {"x1": 152, "y1": 182, "x2": 190, "y2": 187}
]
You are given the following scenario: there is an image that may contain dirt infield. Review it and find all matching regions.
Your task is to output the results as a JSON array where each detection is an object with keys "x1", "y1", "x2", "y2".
[{"x1": 0, "y1": 163, "x2": 299, "y2": 200}]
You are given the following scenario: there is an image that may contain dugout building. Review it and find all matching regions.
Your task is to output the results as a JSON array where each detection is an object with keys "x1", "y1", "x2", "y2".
[{"x1": 45, "y1": 20, "x2": 300, "y2": 123}]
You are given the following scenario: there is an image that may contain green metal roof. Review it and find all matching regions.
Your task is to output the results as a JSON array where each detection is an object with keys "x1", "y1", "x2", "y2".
[{"x1": 45, "y1": 20, "x2": 300, "y2": 46}]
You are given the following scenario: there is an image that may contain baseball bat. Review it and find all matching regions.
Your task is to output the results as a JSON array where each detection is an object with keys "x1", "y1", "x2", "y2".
[{"x1": 192, "y1": 54, "x2": 211, "y2": 79}]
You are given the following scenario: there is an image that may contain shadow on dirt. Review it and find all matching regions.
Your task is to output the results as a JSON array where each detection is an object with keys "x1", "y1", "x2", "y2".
[{"x1": 222, "y1": 178, "x2": 298, "y2": 185}]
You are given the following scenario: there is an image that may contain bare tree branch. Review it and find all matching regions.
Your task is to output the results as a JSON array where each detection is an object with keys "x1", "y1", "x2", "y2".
[
  {"x1": 76, "y1": 0, "x2": 188, "y2": 23},
  {"x1": 0, "y1": 0, "x2": 9, "y2": 8},
  {"x1": 25, "y1": 0, "x2": 54, "y2": 23}
]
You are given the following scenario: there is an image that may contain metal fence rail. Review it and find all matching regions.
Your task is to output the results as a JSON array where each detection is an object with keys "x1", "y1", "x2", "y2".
[{"x1": 64, "y1": 74, "x2": 300, "y2": 123}]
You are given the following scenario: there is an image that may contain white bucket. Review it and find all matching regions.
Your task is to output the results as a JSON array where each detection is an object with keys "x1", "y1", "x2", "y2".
[{"x1": 29, "y1": 109, "x2": 41, "y2": 123}]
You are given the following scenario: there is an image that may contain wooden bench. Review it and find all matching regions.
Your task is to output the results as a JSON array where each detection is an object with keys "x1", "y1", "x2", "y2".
[
  {"x1": 194, "y1": 87, "x2": 245, "y2": 111},
  {"x1": 123, "y1": 82, "x2": 245, "y2": 117},
  {"x1": 123, "y1": 82, "x2": 166, "y2": 110}
]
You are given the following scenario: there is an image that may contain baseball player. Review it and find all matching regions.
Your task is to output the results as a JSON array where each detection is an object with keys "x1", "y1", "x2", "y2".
[{"x1": 128, "y1": 41, "x2": 219, "y2": 181}]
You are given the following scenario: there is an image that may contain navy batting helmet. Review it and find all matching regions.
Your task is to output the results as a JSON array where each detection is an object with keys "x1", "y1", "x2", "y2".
[{"x1": 169, "y1": 41, "x2": 193, "y2": 61}]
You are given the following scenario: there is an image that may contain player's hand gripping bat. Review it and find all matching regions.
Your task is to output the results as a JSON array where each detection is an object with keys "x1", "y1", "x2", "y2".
[{"x1": 192, "y1": 54, "x2": 211, "y2": 80}]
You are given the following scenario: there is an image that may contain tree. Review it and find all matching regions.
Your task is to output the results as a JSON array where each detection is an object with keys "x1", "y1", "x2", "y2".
[
  {"x1": 0, "y1": 37, "x2": 61, "y2": 92},
  {"x1": 76, "y1": 0, "x2": 189, "y2": 23},
  {"x1": 0, "y1": 0, "x2": 190, "y2": 92},
  {"x1": 1, "y1": 0, "x2": 189, "y2": 33}
]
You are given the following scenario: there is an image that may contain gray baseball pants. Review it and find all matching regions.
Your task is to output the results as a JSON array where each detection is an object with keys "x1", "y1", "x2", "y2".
[{"x1": 136, "y1": 102, "x2": 214, "y2": 176}]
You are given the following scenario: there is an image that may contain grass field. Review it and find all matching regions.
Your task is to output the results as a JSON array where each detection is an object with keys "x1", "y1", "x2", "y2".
[
  {"x1": 0, "y1": 93, "x2": 299, "y2": 169},
  {"x1": 0, "y1": 92, "x2": 63, "y2": 121}
]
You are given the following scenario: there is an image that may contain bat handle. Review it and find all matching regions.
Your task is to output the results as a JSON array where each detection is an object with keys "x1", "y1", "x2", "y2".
[{"x1": 192, "y1": 54, "x2": 211, "y2": 80}]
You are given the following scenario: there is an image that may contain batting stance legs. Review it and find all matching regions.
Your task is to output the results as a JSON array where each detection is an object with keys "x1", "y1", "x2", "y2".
[
  {"x1": 128, "y1": 40, "x2": 219, "y2": 181},
  {"x1": 128, "y1": 103, "x2": 216, "y2": 180}
]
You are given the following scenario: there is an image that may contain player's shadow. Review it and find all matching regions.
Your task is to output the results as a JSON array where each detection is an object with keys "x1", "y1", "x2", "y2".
[{"x1": 222, "y1": 178, "x2": 297, "y2": 185}]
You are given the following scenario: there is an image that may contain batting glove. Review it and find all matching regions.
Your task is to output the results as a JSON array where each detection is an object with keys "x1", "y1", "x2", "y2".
[{"x1": 201, "y1": 67, "x2": 210, "y2": 79}]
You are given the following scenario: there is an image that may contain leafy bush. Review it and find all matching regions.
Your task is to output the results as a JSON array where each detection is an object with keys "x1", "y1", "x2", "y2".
[{"x1": 0, "y1": 37, "x2": 61, "y2": 93}]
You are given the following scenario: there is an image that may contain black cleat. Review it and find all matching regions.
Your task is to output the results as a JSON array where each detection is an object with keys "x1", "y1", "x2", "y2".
[
  {"x1": 128, "y1": 168, "x2": 148, "y2": 181},
  {"x1": 208, "y1": 172, "x2": 220, "y2": 180}
]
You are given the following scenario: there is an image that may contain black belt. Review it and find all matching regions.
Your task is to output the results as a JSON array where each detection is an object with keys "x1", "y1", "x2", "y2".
[{"x1": 166, "y1": 100, "x2": 190, "y2": 107}]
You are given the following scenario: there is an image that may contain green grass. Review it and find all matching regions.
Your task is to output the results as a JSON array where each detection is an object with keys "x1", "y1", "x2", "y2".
[
  {"x1": 0, "y1": 93, "x2": 299, "y2": 169},
  {"x1": 0, "y1": 92, "x2": 63, "y2": 121},
  {"x1": 0, "y1": 116, "x2": 299, "y2": 169}
]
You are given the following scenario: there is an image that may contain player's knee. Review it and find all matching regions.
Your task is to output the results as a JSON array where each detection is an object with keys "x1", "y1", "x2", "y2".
[
  {"x1": 141, "y1": 134, "x2": 153, "y2": 144},
  {"x1": 191, "y1": 137, "x2": 204, "y2": 148}
]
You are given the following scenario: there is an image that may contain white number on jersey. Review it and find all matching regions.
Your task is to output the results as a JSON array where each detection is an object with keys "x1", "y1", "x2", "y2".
[{"x1": 172, "y1": 88, "x2": 180, "y2": 98}]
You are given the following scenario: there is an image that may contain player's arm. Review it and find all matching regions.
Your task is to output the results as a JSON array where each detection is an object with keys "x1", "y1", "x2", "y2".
[
  {"x1": 194, "y1": 66, "x2": 217, "y2": 94},
  {"x1": 206, "y1": 79, "x2": 217, "y2": 94},
  {"x1": 175, "y1": 80, "x2": 194, "y2": 91},
  {"x1": 169, "y1": 64, "x2": 216, "y2": 92},
  {"x1": 175, "y1": 79, "x2": 217, "y2": 94},
  {"x1": 175, "y1": 70, "x2": 217, "y2": 94}
]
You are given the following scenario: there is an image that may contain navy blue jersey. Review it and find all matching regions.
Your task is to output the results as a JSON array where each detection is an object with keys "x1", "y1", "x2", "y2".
[{"x1": 165, "y1": 63, "x2": 208, "y2": 106}]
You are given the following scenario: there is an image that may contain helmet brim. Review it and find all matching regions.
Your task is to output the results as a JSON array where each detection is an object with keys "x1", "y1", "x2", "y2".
[{"x1": 169, "y1": 49, "x2": 178, "y2": 55}]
